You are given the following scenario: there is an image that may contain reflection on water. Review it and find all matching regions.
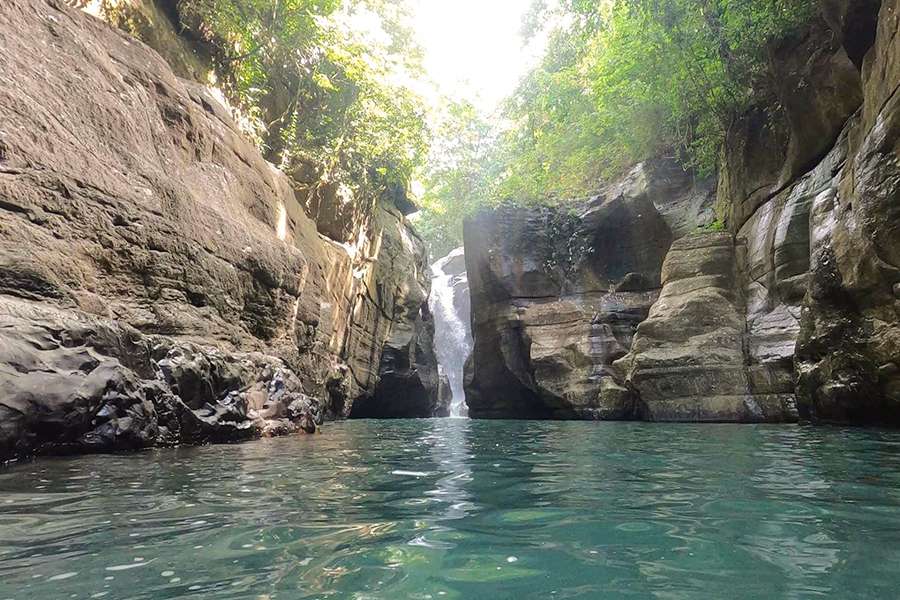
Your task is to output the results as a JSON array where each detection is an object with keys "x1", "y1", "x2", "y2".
[{"x1": 3, "y1": 421, "x2": 900, "y2": 599}]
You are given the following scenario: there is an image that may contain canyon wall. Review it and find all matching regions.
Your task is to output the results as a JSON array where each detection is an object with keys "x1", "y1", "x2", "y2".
[
  {"x1": 464, "y1": 162, "x2": 715, "y2": 419},
  {"x1": 465, "y1": 0, "x2": 898, "y2": 424},
  {"x1": 0, "y1": 0, "x2": 445, "y2": 460}
]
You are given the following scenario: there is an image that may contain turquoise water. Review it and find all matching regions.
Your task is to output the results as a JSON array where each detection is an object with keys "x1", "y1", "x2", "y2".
[{"x1": 3, "y1": 420, "x2": 900, "y2": 599}]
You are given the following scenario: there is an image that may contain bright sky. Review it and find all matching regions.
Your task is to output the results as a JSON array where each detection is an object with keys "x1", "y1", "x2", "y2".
[{"x1": 410, "y1": 0, "x2": 545, "y2": 114}]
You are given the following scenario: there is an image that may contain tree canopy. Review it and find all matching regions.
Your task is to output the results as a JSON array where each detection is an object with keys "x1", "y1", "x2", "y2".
[
  {"x1": 415, "y1": 0, "x2": 816, "y2": 257},
  {"x1": 142, "y1": 0, "x2": 818, "y2": 259},
  {"x1": 177, "y1": 0, "x2": 428, "y2": 191}
]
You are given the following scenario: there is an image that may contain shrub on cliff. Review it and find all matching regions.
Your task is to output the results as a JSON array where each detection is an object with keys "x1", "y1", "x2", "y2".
[{"x1": 171, "y1": 0, "x2": 428, "y2": 193}]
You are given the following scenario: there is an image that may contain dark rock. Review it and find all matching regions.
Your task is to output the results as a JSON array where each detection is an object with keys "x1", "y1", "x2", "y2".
[
  {"x1": 351, "y1": 302, "x2": 450, "y2": 419},
  {"x1": 577, "y1": 189, "x2": 673, "y2": 290},
  {"x1": 612, "y1": 160, "x2": 717, "y2": 238},
  {"x1": 820, "y1": 0, "x2": 882, "y2": 68},
  {"x1": 0, "y1": 297, "x2": 324, "y2": 459},
  {"x1": 614, "y1": 273, "x2": 653, "y2": 293},
  {"x1": 717, "y1": 107, "x2": 792, "y2": 232}
]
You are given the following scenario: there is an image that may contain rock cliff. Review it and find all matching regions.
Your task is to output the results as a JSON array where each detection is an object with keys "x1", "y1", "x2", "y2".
[
  {"x1": 0, "y1": 0, "x2": 444, "y2": 460},
  {"x1": 464, "y1": 0, "x2": 898, "y2": 424},
  {"x1": 614, "y1": 233, "x2": 798, "y2": 422},
  {"x1": 464, "y1": 163, "x2": 715, "y2": 419}
]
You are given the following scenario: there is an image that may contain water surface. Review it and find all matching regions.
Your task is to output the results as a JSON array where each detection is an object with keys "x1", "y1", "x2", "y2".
[{"x1": 3, "y1": 420, "x2": 900, "y2": 599}]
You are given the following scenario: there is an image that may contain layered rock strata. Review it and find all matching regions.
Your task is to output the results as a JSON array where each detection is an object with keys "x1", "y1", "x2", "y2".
[
  {"x1": 793, "y1": 0, "x2": 900, "y2": 423},
  {"x1": 719, "y1": 0, "x2": 899, "y2": 424},
  {"x1": 615, "y1": 233, "x2": 797, "y2": 422},
  {"x1": 464, "y1": 0, "x2": 899, "y2": 425},
  {"x1": 463, "y1": 162, "x2": 714, "y2": 419},
  {"x1": 0, "y1": 0, "x2": 443, "y2": 460}
]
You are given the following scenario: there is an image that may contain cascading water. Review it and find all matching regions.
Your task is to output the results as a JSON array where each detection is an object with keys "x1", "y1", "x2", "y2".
[{"x1": 429, "y1": 248, "x2": 472, "y2": 418}]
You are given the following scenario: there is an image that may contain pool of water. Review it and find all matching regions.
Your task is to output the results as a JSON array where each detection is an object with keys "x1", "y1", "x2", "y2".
[{"x1": 3, "y1": 420, "x2": 900, "y2": 599}]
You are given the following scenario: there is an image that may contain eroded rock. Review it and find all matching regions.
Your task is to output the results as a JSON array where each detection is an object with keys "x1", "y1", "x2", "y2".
[
  {"x1": 615, "y1": 233, "x2": 798, "y2": 422},
  {"x1": 0, "y1": 0, "x2": 444, "y2": 459},
  {"x1": 463, "y1": 161, "x2": 710, "y2": 419},
  {"x1": 463, "y1": 0, "x2": 899, "y2": 424},
  {"x1": 0, "y1": 297, "x2": 323, "y2": 458}
]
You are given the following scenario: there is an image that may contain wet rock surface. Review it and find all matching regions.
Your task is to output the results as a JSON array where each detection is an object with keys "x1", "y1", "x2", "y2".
[
  {"x1": 794, "y1": 0, "x2": 900, "y2": 423},
  {"x1": 727, "y1": 0, "x2": 900, "y2": 424},
  {"x1": 0, "y1": 297, "x2": 322, "y2": 458},
  {"x1": 0, "y1": 0, "x2": 443, "y2": 460}
]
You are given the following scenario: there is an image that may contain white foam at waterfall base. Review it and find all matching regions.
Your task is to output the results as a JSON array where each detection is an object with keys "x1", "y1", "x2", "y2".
[{"x1": 429, "y1": 249, "x2": 472, "y2": 418}]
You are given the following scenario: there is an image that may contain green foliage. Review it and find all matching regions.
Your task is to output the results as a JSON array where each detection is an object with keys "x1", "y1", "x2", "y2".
[
  {"x1": 702, "y1": 219, "x2": 726, "y2": 232},
  {"x1": 177, "y1": 0, "x2": 427, "y2": 189},
  {"x1": 159, "y1": 0, "x2": 816, "y2": 259},
  {"x1": 416, "y1": 0, "x2": 816, "y2": 255},
  {"x1": 507, "y1": 0, "x2": 816, "y2": 195},
  {"x1": 413, "y1": 99, "x2": 501, "y2": 258},
  {"x1": 496, "y1": 24, "x2": 606, "y2": 203}
]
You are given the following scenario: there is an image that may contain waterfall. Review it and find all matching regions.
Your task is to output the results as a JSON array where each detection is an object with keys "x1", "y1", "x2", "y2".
[{"x1": 429, "y1": 248, "x2": 471, "y2": 418}]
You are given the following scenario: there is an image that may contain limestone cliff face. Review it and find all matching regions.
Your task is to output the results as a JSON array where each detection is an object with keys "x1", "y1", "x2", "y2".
[
  {"x1": 0, "y1": 0, "x2": 443, "y2": 460},
  {"x1": 614, "y1": 233, "x2": 798, "y2": 422},
  {"x1": 704, "y1": 0, "x2": 898, "y2": 424},
  {"x1": 465, "y1": 0, "x2": 898, "y2": 424},
  {"x1": 463, "y1": 162, "x2": 715, "y2": 419},
  {"x1": 775, "y1": 0, "x2": 898, "y2": 424}
]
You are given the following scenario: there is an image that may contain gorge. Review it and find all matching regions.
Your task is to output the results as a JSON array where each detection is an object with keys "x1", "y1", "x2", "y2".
[{"x1": 1, "y1": 0, "x2": 900, "y2": 598}]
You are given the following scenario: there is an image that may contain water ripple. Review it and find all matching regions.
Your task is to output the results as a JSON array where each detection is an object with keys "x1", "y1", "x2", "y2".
[{"x1": 3, "y1": 421, "x2": 900, "y2": 599}]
